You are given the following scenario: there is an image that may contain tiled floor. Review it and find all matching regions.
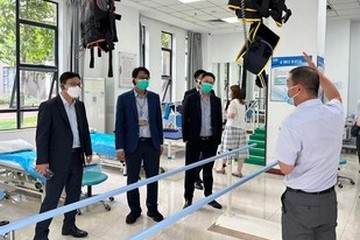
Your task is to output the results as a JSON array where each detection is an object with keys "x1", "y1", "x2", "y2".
[{"x1": 1, "y1": 150, "x2": 359, "y2": 240}]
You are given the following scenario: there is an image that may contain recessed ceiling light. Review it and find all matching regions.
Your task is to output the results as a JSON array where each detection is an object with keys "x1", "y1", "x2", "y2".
[
  {"x1": 177, "y1": 0, "x2": 203, "y2": 3},
  {"x1": 221, "y1": 17, "x2": 239, "y2": 23}
]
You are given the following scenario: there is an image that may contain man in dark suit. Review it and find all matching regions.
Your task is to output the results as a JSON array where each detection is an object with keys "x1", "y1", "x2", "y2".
[
  {"x1": 115, "y1": 67, "x2": 164, "y2": 224},
  {"x1": 182, "y1": 72, "x2": 223, "y2": 209},
  {"x1": 34, "y1": 72, "x2": 92, "y2": 240},
  {"x1": 182, "y1": 69, "x2": 206, "y2": 190},
  {"x1": 183, "y1": 69, "x2": 206, "y2": 100}
]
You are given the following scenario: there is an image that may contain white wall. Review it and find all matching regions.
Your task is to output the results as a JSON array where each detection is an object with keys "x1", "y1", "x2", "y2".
[
  {"x1": 0, "y1": 129, "x2": 36, "y2": 146},
  {"x1": 349, "y1": 20, "x2": 360, "y2": 115},
  {"x1": 82, "y1": 3, "x2": 140, "y2": 133},
  {"x1": 80, "y1": 5, "x2": 188, "y2": 132},
  {"x1": 140, "y1": 16, "x2": 187, "y2": 102},
  {"x1": 325, "y1": 19, "x2": 351, "y2": 112},
  {"x1": 208, "y1": 32, "x2": 243, "y2": 64}
]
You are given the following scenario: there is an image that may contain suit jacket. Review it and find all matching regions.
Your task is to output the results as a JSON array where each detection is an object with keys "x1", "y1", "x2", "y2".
[
  {"x1": 182, "y1": 88, "x2": 197, "y2": 104},
  {"x1": 182, "y1": 91, "x2": 222, "y2": 145},
  {"x1": 36, "y1": 95, "x2": 92, "y2": 172},
  {"x1": 115, "y1": 90, "x2": 164, "y2": 153}
]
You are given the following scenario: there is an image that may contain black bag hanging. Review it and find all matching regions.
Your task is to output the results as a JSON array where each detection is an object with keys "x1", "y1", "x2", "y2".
[
  {"x1": 237, "y1": 22, "x2": 279, "y2": 75},
  {"x1": 81, "y1": 0, "x2": 121, "y2": 77}
]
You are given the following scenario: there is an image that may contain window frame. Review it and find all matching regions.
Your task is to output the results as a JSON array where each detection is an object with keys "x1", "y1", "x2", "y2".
[
  {"x1": 0, "y1": 0, "x2": 59, "y2": 130},
  {"x1": 161, "y1": 31, "x2": 173, "y2": 103}
]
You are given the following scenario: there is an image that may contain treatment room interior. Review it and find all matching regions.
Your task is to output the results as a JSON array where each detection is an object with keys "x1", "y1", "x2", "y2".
[{"x1": 1, "y1": 0, "x2": 360, "y2": 239}]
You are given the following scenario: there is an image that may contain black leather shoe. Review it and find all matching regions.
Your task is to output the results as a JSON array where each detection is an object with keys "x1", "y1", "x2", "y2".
[
  {"x1": 194, "y1": 182, "x2": 203, "y2": 190},
  {"x1": 208, "y1": 200, "x2": 222, "y2": 209},
  {"x1": 147, "y1": 210, "x2": 164, "y2": 222},
  {"x1": 183, "y1": 199, "x2": 192, "y2": 209},
  {"x1": 62, "y1": 226, "x2": 88, "y2": 238},
  {"x1": 126, "y1": 212, "x2": 141, "y2": 224}
]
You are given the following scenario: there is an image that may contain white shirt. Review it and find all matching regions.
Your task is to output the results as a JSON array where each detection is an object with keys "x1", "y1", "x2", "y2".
[
  {"x1": 60, "y1": 93, "x2": 81, "y2": 148},
  {"x1": 133, "y1": 90, "x2": 151, "y2": 138},
  {"x1": 274, "y1": 99, "x2": 345, "y2": 192},
  {"x1": 200, "y1": 94, "x2": 212, "y2": 137},
  {"x1": 225, "y1": 99, "x2": 246, "y2": 129}
]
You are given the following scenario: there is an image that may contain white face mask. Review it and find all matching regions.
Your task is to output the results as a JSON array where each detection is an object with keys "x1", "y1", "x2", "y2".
[{"x1": 67, "y1": 86, "x2": 81, "y2": 99}]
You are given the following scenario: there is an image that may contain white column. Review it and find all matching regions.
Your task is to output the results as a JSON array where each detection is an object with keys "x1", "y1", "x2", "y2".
[{"x1": 266, "y1": 0, "x2": 327, "y2": 164}]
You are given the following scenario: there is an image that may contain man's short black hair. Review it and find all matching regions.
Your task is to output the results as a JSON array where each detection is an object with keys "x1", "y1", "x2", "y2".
[
  {"x1": 60, "y1": 72, "x2": 80, "y2": 85},
  {"x1": 289, "y1": 66, "x2": 319, "y2": 97},
  {"x1": 201, "y1": 72, "x2": 216, "y2": 82},
  {"x1": 132, "y1": 67, "x2": 150, "y2": 79},
  {"x1": 194, "y1": 69, "x2": 206, "y2": 80}
]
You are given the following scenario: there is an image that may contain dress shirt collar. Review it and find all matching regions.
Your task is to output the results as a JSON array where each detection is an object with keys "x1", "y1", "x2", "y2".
[
  {"x1": 133, "y1": 89, "x2": 148, "y2": 98},
  {"x1": 60, "y1": 92, "x2": 76, "y2": 107}
]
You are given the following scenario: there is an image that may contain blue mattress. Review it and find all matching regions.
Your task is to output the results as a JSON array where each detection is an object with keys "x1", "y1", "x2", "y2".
[
  {"x1": 91, "y1": 133, "x2": 116, "y2": 158},
  {"x1": 0, "y1": 150, "x2": 46, "y2": 183},
  {"x1": 164, "y1": 129, "x2": 182, "y2": 140},
  {"x1": 90, "y1": 130, "x2": 183, "y2": 158}
]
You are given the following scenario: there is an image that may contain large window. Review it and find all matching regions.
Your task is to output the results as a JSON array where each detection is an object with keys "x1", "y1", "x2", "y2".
[
  {"x1": 0, "y1": 0, "x2": 58, "y2": 130},
  {"x1": 140, "y1": 24, "x2": 146, "y2": 67},
  {"x1": 161, "y1": 31, "x2": 173, "y2": 103}
]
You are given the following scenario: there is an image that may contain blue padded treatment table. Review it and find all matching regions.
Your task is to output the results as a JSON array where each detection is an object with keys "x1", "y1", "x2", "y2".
[{"x1": 0, "y1": 150, "x2": 45, "y2": 183}]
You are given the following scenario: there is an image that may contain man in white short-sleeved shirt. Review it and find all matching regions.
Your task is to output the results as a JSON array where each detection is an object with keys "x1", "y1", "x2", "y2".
[{"x1": 275, "y1": 52, "x2": 345, "y2": 240}]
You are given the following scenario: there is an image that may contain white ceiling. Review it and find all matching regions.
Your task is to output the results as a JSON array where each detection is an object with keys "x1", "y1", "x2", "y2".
[
  {"x1": 122, "y1": 0, "x2": 360, "y2": 34},
  {"x1": 327, "y1": 0, "x2": 360, "y2": 19}
]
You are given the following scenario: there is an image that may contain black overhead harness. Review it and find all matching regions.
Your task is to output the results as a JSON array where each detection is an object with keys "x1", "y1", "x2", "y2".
[
  {"x1": 228, "y1": 0, "x2": 292, "y2": 27},
  {"x1": 227, "y1": 0, "x2": 292, "y2": 87}
]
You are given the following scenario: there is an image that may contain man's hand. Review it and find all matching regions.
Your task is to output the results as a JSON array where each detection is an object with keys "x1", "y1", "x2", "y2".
[
  {"x1": 86, "y1": 155, "x2": 93, "y2": 164},
  {"x1": 159, "y1": 146, "x2": 164, "y2": 156},
  {"x1": 303, "y1": 51, "x2": 342, "y2": 102},
  {"x1": 36, "y1": 163, "x2": 49, "y2": 175},
  {"x1": 303, "y1": 52, "x2": 316, "y2": 69},
  {"x1": 117, "y1": 150, "x2": 125, "y2": 162}
]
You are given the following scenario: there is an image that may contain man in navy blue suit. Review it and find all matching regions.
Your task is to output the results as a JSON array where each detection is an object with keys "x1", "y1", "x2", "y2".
[
  {"x1": 115, "y1": 67, "x2": 164, "y2": 224},
  {"x1": 34, "y1": 72, "x2": 92, "y2": 240}
]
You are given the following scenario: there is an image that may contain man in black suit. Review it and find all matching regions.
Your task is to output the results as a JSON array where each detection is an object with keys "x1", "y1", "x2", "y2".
[
  {"x1": 34, "y1": 72, "x2": 92, "y2": 240},
  {"x1": 182, "y1": 72, "x2": 223, "y2": 209},
  {"x1": 115, "y1": 67, "x2": 164, "y2": 224},
  {"x1": 182, "y1": 69, "x2": 206, "y2": 190}
]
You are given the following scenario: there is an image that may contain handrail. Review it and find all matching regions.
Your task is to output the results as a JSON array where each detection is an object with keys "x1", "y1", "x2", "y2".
[
  {"x1": 0, "y1": 144, "x2": 256, "y2": 235},
  {"x1": 128, "y1": 161, "x2": 278, "y2": 240}
]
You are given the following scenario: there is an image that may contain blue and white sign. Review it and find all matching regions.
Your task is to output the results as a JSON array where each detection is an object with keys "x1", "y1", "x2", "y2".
[{"x1": 270, "y1": 56, "x2": 310, "y2": 102}]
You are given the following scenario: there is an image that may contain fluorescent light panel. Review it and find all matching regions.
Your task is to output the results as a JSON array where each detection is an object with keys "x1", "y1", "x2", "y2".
[
  {"x1": 177, "y1": 0, "x2": 203, "y2": 3},
  {"x1": 221, "y1": 17, "x2": 239, "y2": 23}
]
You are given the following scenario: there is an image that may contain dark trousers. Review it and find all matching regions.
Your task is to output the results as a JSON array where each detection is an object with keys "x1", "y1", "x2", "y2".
[
  {"x1": 34, "y1": 151, "x2": 83, "y2": 240},
  {"x1": 184, "y1": 138, "x2": 217, "y2": 201},
  {"x1": 281, "y1": 188, "x2": 337, "y2": 240},
  {"x1": 126, "y1": 139, "x2": 160, "y2": 213},
  {"x1": 195, "y1": 167, "x2": 202, "y2": 183}
]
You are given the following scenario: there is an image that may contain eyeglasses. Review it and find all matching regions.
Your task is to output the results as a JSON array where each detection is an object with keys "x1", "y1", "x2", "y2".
[{"x1": 67, "y1": 82, "x2": 82, "y2": 88}]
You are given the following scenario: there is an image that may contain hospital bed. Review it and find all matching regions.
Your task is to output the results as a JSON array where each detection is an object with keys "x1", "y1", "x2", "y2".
[
  {"x1": 90, "y1": 133, "x2": 127, "y2": 175},
  {"x1": 91, "y1": 132, "x2": 175, "y2": 173},
  {"x1": 163, "y1": 129, "x2": 184, "y2": 159},
  {"x1": 0, "y1": 150, "x2": 45, "y2": 198}
]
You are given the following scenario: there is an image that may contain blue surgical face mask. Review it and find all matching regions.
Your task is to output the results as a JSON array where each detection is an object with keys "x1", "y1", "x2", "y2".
[
  {"x1": 136, "y1": 79, "x2": 149, "y2": 90},
  {"x1": 201, "y1": 82, "x2": 213, "y2": 93},
  {"x1": 283, "y1": 85, "x2": 299, "y2": 105}
]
